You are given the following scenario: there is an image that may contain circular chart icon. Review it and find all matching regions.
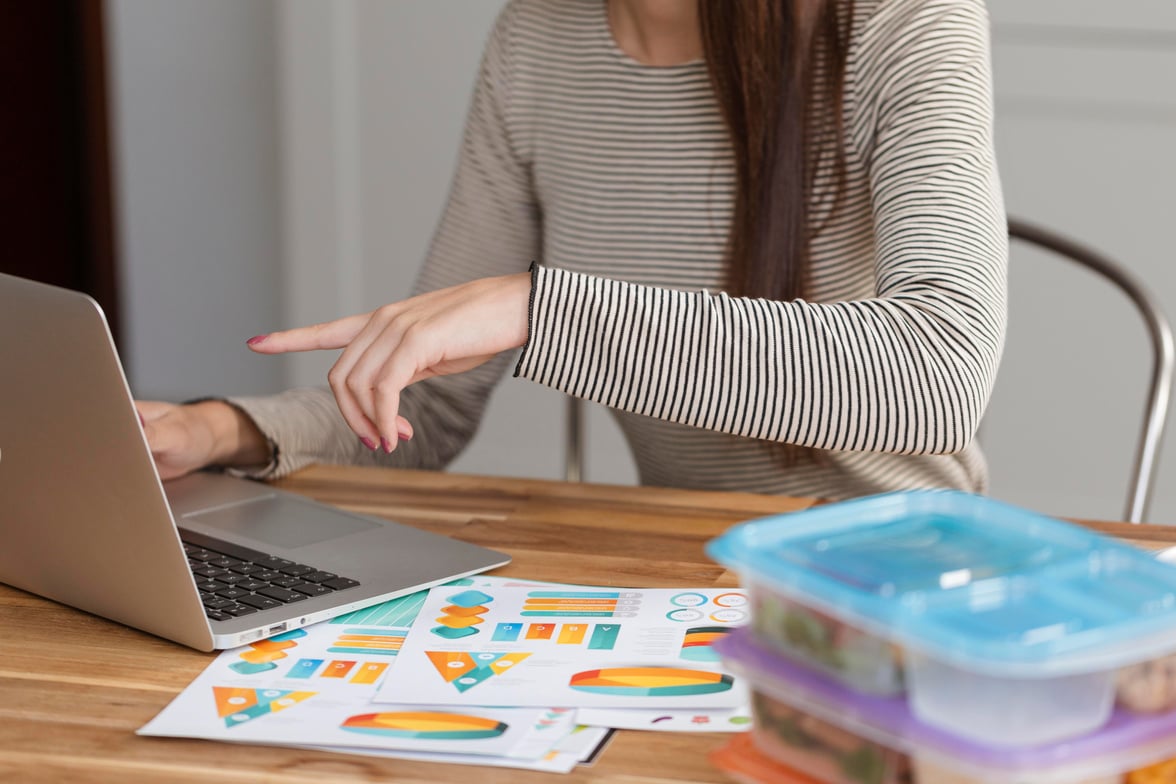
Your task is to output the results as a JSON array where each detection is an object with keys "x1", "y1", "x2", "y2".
[
  {"x1": 709, "y1": 608, "x2": 747, "y2": 624},
  {"x1": 712, "y1": 592, "x2": 747, "y2": 608},
  {"x1": 670, "y1": 592, "x2": 709, "y2": 607}
]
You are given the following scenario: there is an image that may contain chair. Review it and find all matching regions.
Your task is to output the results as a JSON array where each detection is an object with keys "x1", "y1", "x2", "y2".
[
  {"x1": 562, "y1": 217, "x2": 1174, "y2": 523},
  {"x1": 1006, "y1": 218, "x2": 1173, "y2": 523},
  {"x1": 564, "y1": 395, "x2": 584, "y2": 484}
]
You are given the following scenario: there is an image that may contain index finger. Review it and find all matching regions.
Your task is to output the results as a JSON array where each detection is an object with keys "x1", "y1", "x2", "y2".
[{"x1": 247, "y1": 312, "x2": 372, "y2": 354}]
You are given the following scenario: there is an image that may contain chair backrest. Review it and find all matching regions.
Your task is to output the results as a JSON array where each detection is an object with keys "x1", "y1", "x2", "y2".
[
  {"x1": 562, "y1": 217, "x2": 1174, "y2": 523},
  {"x1": 1005, "y1": 218, "x2": 1173, "y2": 523},
  {"x1": 564, "y1": 395, "x2": 584, "y2": 484}
]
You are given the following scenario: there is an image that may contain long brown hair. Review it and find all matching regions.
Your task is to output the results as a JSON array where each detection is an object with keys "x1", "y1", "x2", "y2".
[
  {"x1": 699, "y1": 0, "x2": 852, "y2": 302},
  {"x1": 700, "y1": 1, "x2": 853, "y2": 464}
]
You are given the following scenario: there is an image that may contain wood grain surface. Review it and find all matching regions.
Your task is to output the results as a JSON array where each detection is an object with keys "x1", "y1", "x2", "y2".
[{"x1": 1, "y1": 465, "x2": 1171, "y2": 783}]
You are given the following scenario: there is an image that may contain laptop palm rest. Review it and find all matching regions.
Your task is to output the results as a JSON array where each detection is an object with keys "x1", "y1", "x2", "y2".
[{"x1": 182, "y1": 495, "x2": 380, "y2": 551}]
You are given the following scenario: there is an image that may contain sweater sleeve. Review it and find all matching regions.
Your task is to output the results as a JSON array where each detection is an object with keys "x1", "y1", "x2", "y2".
[
  {"x1": 515, "y1": 0, "x2": 1006, "y2": 456},
  {"x1": 228, "y1": 2, "x2": 539, "y2": 479}
]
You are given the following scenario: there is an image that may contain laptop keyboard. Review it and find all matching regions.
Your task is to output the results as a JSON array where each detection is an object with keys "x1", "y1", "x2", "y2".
[{"x1": 181, "y1": 531, "x2": 361, "y2": 622}]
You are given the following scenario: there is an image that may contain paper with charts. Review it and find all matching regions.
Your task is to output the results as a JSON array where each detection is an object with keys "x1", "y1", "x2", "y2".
[
  {"x1": 375, "y1": 585, "x2": 750, "y2": 709},
  {"x1": 138, "y1": 577, "x2": 583, "y2": 768}
]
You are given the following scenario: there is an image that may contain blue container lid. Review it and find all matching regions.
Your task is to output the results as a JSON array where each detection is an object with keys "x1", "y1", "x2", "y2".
[
  {"x1": 706, "y1": 491, "x2": 1176, "y2": 675},
  {"x1": 717, "y1": 627, "x2": 1176, "y2": 772}
]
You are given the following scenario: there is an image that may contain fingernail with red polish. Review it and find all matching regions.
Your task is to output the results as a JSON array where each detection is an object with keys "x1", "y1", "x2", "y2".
[
  {"x1": 380, "y1": 436, "x2": 394, "y2": 454},
  {"x1": 399, "y1": 432, "x2": 411, "y2": 442},
  {"x1": 246, "y1": 335, "x2": 268, "y2": 347},
  {"x1": 360, "y1": 436, "x2": 378, "y2": 450},
  {"x1": 397, "y1": 423, "x2": 413, "y2": 441}
]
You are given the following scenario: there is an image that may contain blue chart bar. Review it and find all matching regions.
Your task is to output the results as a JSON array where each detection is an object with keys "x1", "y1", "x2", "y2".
[
  {"x1": 588, "y1": 624, "x2": 620, "y2": 650},
  {"x1": 492, "y1": 622, "x2": 523, "y2": 642},
  {"x1": 527, "y1": 591, "x2": 622, "y2": 599},
  {"x1": 288, "y1": 658, "x2": 323, "y2": 679}
]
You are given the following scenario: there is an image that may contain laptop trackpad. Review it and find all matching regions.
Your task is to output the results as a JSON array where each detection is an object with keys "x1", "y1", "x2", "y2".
[{"x1": 183, "y1": 495, "x2": 380, "y2": 550}]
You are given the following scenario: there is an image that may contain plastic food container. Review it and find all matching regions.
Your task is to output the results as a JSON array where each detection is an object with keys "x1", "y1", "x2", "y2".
[
  {"x1": 714, "y1": 627, "x2": 1176, "y2": 784},
  {"x1": 745, "y1": 688, "x2": 910, "y2": 784},
  {"x1": 710, "y1": 734, "x2": 828, "y2": 784},
  {"x1": 750, "y1": 590, "x2": 905, "y2": 695},
  {"x1": 706, "y1": 490, "x2": 1176, "y2": 747},
  {"x1": 1117, "y1": 653, "x2": 1176, "y2": 714}
]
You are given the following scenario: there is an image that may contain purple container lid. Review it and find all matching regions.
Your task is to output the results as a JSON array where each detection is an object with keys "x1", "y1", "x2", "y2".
[{"x1": 716, "y1": 627, "x2": 1176, "y2": 770}]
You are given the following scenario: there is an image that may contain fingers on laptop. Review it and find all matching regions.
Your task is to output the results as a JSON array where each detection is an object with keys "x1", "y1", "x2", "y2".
[{"x1": 134, "y1": 401, "x2": 201, "y2": 479}]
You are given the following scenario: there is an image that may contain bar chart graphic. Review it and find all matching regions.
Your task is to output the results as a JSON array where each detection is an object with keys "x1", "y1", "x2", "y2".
[
  {"x1": 285, "y1": 658, "x2": 389, "y2": 685},
  {"x1": 490, "y1": 621, "x2": 621, "y2": 649},
  {"x1": 521, "y1": 591, "x2": 641, "y2": 618},
  {"x1": 327, "y1": 628, "x2": 405, "y2": 656}
]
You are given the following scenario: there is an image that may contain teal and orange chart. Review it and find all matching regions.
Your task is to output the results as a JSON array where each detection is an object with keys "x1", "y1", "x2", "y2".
[
  {"x1": 341, "y1": 711, "x2": 508, "y2": 740},
  {"x1": 679, "y1": 626, "x2": 732, "y2": 663},
  {"x1": 432, "y1": 589, "x2": 494, "y2": 639},
  {"x1": 213, "y1": 686, "x2": 315, "y2": 728},
  {"x1": 227, "y1": 628, "x2": 308, "y2": 675},
  {"x1": 569, "y1": 666, "x2": 734, "y2": 697},
  {"x1": 427, "y1": 650, "x2": 532, "y2": 693}
]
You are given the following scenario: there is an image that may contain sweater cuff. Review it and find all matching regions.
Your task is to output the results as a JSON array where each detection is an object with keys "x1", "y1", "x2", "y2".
[
  {"x1": 215, "y1": 395, "x2": 290, "y2": 480},
  {"x1": 513, "y1": 260, "x2": 541, "y2": 378},
  {"x1": 182, "y1": 395, "x2": 281, "y2": 479}
]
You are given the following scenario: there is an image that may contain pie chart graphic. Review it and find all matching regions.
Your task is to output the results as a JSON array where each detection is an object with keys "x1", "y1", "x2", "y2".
[
  {"x1": 340, "y1": 711, "x2": 508, "y2": 740},
  {"x1": 569, "y1": 666, "x2": 733, "y2": 697}
]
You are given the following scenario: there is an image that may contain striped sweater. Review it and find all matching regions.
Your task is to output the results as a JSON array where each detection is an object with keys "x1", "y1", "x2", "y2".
[{"x1": 231, "y1": 0, "x2": 1007, "y2": 500}]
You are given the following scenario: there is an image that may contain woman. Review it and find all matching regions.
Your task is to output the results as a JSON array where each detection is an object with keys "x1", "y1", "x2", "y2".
[{"x1": 140, "y1": 0, "x2": 1007, "y2": 501}]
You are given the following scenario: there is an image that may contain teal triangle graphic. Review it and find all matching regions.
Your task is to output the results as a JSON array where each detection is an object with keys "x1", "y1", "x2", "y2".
[{"x1": 218, "y1": 688, "x2": 314, "y2": 729}]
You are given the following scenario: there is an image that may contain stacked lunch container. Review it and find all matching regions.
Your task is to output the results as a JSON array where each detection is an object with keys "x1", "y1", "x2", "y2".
[{"x1": 705, "y1": 490, "x2": 1176, "y2": 784}]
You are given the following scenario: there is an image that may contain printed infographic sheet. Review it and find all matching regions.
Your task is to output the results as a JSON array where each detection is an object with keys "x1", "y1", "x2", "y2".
[
  {"x1": 375, "y1": 585, "x2": 750, "y2": 710},
  {"x1": 140, "y1": 578, "x2": 582, "y2": 764},
  {"x1": 575, "y1": 706, "x2": 751, "y2": 733},
  {"x1": 300, "y1": 724, "x2": 614, "y2": 774}
]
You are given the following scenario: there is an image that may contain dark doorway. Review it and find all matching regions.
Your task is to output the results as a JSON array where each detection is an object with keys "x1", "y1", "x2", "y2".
[{"x1": 0, "y1": 0, "x2": 120, "y2": 345}]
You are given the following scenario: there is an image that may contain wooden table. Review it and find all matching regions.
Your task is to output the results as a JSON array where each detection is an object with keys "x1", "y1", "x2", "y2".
[{"x1": 3, "y1": 466, "x2": 1175, "y2": 783}]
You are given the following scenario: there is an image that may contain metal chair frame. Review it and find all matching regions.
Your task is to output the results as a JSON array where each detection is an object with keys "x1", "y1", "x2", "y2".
[
  {"x1": 562, "y1": 217, "x2": 1174, "y2": 523},
  {"x1": 1007, "y1": 218, "x2": 1173, "y2": 523}
]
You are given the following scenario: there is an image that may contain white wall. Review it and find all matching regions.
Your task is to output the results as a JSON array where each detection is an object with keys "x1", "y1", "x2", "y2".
[
  {"x1": 106, "y1": 0, "x2": 286, "y2": 399},
  {"x1": 275, "y1": 1, "x2": 635, "y2": 484},
  {"x1": 982, "y1": 0, "x2": 1176, "y2": 522},
  {"x1": 106, "y1": 0, "x2": 634, "y2": 483},
  {"x1": 107, "y1": 0, "x2": 1176, "y2": 520}
]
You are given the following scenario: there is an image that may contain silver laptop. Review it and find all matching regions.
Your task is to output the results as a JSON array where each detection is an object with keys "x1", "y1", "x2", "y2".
[{"x1": 0, "y1": 273, "x2": 510, "y2": 651}]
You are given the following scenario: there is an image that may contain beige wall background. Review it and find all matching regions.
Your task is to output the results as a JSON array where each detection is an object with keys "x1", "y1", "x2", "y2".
[{"x1": 108, "y1": 0, "x2": 1176, "y2": 522}]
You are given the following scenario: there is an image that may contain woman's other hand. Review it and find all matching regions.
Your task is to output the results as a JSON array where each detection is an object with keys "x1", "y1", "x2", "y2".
[
  {"x1": 136, "y1": 400, "x2": 271, "y2": 480},
  {"x1": 245, "y1": 273, "x2": 531, "y2": 453}
]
